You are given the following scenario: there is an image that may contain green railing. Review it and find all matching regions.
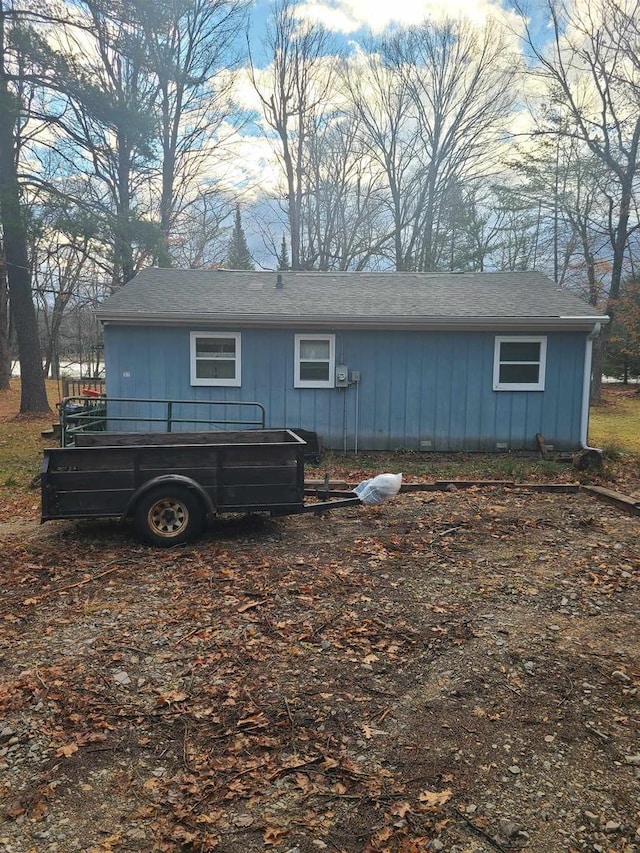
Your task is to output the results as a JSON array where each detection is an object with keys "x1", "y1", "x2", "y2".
[{"x1": 59, "y1": 396, "x2": 266, "y2": 447}]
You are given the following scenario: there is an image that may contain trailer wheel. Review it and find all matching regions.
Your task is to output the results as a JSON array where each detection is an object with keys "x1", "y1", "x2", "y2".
[{"x1": 134, "y1": 486, "x2": 204, "y2": 546}]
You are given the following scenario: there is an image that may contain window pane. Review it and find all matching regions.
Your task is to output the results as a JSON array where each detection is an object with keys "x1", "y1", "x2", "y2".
[
  {"x1": 499, "y1": 363, "x2": 540, "y2": 384},
  {"x1": 500, "y1": 341, "x2": 540, "y2": 362},
  {"x1": 197, "y1": 337, "x2": 236, "y2": 357},
  {"x1": 196, "y1": 360, "x2": 235, "y2": 379},
  {"x1": 300, "y1": 340, "x2": 330, "y2": 360},
  {"x1": 300, "y1": 361, "x2": 330, "y2": 381}
]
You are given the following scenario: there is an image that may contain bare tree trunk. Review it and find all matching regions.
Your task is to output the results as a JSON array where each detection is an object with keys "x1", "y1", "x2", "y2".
[
  {"x1": 250, "y1": 0, "x2": 335, "y2": 271},
  {"x1": 0, "y1": 261, "x2": 10, "y2": 390},
  {"x1": 519, "y1": 0, "x2": 640, "y2": 403},
  {"x1": 0, "y1": 29, "x2": 49, "y2": 412}
]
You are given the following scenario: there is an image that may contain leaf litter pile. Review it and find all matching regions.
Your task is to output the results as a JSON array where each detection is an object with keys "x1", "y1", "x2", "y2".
[{"x1": 0, "y1": 484, "x2": 639, "y2": 853}]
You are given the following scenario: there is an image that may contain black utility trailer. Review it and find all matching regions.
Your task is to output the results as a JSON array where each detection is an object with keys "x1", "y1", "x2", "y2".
[{"x1": 41, "y1": 429, "x2": 360, "y2": 545}]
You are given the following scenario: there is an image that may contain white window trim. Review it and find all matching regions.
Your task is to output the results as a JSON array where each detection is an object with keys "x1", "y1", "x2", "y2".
[
  {"x1": 190, "y1": 331, "x2": 241, "y2": 387},
  {"x1": 294, "y1": 334, "x2": 335, "y2": 389},
  {"x1": 493, "y1": 336, "x2": 547, "y2": 391}
]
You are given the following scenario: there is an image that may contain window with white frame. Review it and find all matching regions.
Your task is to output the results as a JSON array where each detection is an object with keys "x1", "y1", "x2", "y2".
[
  {"x1": 190, "y1": 332, "x2": 241, "y2": 386},
  {"x1": 294, "y1": 334, "x2": 335, "y2": 388},
  {"x1": 493, "y1": 336, "x2": 547, "y2": 391}
]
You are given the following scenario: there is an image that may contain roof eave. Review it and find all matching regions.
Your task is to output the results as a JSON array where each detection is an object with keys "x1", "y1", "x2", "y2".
[{"x1": 96, "y1": 311, "x2": 609, "y2": 331}]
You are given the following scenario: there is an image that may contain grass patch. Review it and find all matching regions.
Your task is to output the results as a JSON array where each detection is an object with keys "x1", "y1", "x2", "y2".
[
  {"x1": 0, "y1": 380, "x2": 59, "y2": 514},
  {"x1": 1, "y1": 379, "x2": 639, "y2": 521},
  {"x1": 0, "y1": 419, "x2": 51, "y2": 486},
  {"x1": 589, "y1": 386, "x2": 640, "y2": 454},
  {"x1": 312, "y1": 451, "x2": 572, "y2": 484}
]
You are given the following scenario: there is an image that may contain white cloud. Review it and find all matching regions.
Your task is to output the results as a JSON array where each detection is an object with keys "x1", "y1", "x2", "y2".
[
  {"x1": 205, "y1": 122, "x2": 284, "y2": 200},
  {"x1": 294, "y1": 0, "x2": 515, "y2": 33},
  {"x1": 215, "y1": 0, "x2": 533, "y2": 205}
]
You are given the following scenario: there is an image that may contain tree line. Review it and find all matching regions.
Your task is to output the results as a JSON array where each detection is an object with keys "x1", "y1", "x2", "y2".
[{"x1": 1, "y1": 0, "x2": 639, "y2": 412}]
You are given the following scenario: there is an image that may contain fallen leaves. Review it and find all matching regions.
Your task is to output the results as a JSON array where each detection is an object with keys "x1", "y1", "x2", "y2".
[
  {"x1": 237, "y1": 598, "x2": 268, "y2": 613},
  {"x1": 85, "y1": 835, "x2": 122, "y2": 853},
  {"x1": 263, "y1": 823, "x2": 288, "y2": 845},
  {"x1": 55, "y1": 742, "x2": 79, "y2": 758},
  {"x1": 1, "y1": 476, "x2": 639, "y2": 853},
  {"x1": 418, "y1": 789, "x2": 453, "y2": 809},
  {"x1": 156, "y1": 690, "x2": 188, "y2": 706},
  {"x1": 361, "y1": 723, "x2": 388, "y2": 739},
  {"x1": 237, "y1": 711, "x2": 269, "y2": 729}
]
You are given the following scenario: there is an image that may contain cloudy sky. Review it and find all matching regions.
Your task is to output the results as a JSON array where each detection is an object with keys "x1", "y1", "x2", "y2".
[
  {"x1": 250, "y1": 0, "x2": 527, "y2": 34},
  {"x1": 227, "y1": 0, "x2": 537, "y2": 205}
]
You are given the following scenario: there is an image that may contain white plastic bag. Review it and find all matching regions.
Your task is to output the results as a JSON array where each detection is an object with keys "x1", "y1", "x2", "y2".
[{"x1": 354, "y1": 472, "x2": 403, "y2": 505}]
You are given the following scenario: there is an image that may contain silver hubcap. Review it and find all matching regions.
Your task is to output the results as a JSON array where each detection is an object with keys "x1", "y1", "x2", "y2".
[{"x1": 148, "y1": 498, "x2": 188, "y2": 538}]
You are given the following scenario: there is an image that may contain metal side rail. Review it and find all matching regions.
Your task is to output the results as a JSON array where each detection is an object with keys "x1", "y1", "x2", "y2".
[{"x1": 59, "y1": 396, "x2": 266, "y2": 446}]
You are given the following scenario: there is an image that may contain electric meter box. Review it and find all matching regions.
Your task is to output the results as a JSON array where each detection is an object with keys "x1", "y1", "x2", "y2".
[{"x1": 335, "y1": 365, "x2": 349, "y2": 387}]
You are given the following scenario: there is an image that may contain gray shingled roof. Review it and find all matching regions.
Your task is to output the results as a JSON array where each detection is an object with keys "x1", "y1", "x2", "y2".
[{"x1": 96, "y1": 269, "x2": 607, "y2": 330}]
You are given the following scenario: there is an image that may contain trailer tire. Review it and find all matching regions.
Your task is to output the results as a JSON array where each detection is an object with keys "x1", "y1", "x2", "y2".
[{"x1": 134, "y1": 486, "x2": 204, "y2": 546}]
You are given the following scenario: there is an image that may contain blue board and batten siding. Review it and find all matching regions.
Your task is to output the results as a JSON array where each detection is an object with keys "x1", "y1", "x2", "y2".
[{"x1": 103, "y1": 325, "x2": 587, "y2": 452}]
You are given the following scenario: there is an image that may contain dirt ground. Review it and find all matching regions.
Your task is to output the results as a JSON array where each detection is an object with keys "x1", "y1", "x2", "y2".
[{"x1": 0, "y1": 473, "x2": 639, "y2": 852}]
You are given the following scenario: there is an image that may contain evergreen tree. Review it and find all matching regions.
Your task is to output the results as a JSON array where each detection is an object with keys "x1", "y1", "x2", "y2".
[
  {"x1": 277, "y1": 234, "x2": 290, "y2": 270},
  {"x1": 226, "y1": 205, "x2": 254, "y2": 269}
]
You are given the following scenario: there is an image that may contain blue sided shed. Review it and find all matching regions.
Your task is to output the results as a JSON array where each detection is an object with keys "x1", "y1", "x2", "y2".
[{"x1": 95, "y1": 269, "x2": 608, "y2": 453}]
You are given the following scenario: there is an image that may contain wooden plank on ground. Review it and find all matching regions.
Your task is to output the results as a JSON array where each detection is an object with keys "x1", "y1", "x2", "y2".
[
  {"x1": 400, "y1": 481, "x2": 580, "y2": 494},
  {"x1": 304, "y1": 479, "x2": 349, "y2": 489},
  {"x1": 511, "y1": 483, "x2": 581, "y2": 493},
  {"x1": 304, "y1": 489, "x2": 356, "y2": 498},
  {"x1": 580, "y1": 485, "x2": 640, "y2": 515},
  {"x1": 433, "y1": 480, "x2": 516, "y2": 488}
]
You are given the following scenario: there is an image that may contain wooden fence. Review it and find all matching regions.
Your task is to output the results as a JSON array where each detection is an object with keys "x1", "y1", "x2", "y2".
[{"x1": 61, "y1": 378, "x2": 106, "y2": 398}]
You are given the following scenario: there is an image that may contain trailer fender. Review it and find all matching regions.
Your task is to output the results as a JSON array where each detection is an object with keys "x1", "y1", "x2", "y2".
[{"x1": 124, "y1": 475, "x2": 215, "y2": 520}]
